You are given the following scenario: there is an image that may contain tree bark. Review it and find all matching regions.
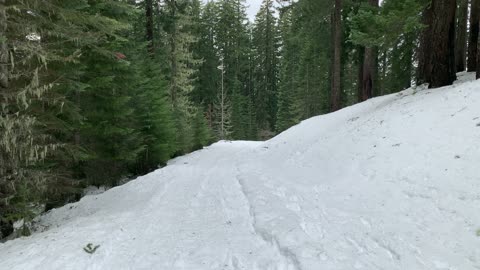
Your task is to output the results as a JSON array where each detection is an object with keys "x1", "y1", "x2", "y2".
[
  {"x1": 357, "y1": 46, "x2": 364, "y2": 102},
  {"x1": 145, "y1": 0, "x2": 154, "y2": 55},
  {"x1": 0, "y1": 0, "x2": 8, "y2": 90},
  {"x1": 330, "y1": 0, "x2": 342, "y2": 112},
  {"x1": 468, "y1": 0, "x2": 479, "y2": 71},
  {"x1": 417, "y1": 4, "x2": 433, "y2": 85},
  {"x1": 429, "y1": 0, "x2": 457, "y2": 88},
  {"x1": 455, "y1": 0, "x2": 468, "y2": 71},
  {"x1": 359, "y1": 0, "x2": 378, "y2": 102},
  {"x1": 477, "y1": 34, "x2": 480, "y2": 78}
]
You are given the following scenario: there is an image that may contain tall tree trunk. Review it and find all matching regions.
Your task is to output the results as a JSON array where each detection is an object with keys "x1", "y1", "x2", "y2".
[
  {"x1": 477, "y1": 34, "x2": 480, "y2": 78},
  {"x1": 359, "y1": 0, "x2": 378, "y2": 102},
  {"x1": 455, "y1": 0, "x2": 468, "y2": 71},
  {"x1": 468, "y1": 0, "x2": 479, "y2": 71},
  {"x1": 145, "y1": 0, "x2": 154, "y2": 55},
  {"x1": 330, "y1": 0, "x2": 342, "y2": 112},
  {"x1": 357, "y1": 46, "x2": 364, "y2": 102},
  {"x1": 380, "y1": 49, "x2": 387, "y2": 95},
  {"x1": 417, "y1": 4, "x2": 433, "y2": 85},
  {"x1": 361, "y1": 49, "x2": 375, "y2": 101},
  {"x1": 0, "y1": 0, "x2": 8, "y2": 90},
  {"x1": 429, "y1": 0, "x2": 457, "y2": 88}
]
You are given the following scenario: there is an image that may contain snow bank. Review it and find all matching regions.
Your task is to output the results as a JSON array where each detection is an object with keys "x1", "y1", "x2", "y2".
[{"x1": 1, "y1": 73, "x2": 479, "y2": 269}]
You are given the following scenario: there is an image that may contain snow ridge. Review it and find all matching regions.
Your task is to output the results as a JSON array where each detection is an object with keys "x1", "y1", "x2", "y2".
[{"x1": 235, "y1": 169, "x2": 303, "y2": 270}]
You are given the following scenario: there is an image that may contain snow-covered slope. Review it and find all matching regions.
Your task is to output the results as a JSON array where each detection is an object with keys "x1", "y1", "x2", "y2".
[{"x1": 1, "y1": 73, "x2": 480, "y2": 270}]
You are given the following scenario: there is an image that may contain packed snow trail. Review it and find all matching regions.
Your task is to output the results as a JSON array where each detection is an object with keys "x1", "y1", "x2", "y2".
[
  {"x1": 0, "y1": 142, "x2": 300, "y2": 270},
  {"x1": 1, "y1": 73, "x2": 480, "y2": 269}
]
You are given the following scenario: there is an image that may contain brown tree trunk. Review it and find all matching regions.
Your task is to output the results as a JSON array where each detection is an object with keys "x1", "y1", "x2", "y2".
[
  {"x1": 357, "y1": 46, "x2": 364, "y2": 102},
  {"x1": 0, "y1": 0, "x2": 8, "y2": 90},
  {"x1": 359, "y1": 0, "x2": 378, "y2": 102},
  {"x1": 145, "y1": 0, "x2": 154, "y2": 55},
  {"x1": 429, "y1": 0, "x2": 457, "y2": 88},
  {"x1": 455, "y1": 0, "x2": 468, "y2": 71},
  {"x1": 468, "y1": 0, "x2": 479, "y2": 71},
  {"x1": 477, "y1": 36, "x2": 480, "y2": 78},
  {"x1": 417, "y1": 4, "x2": 433, "y2": 85},
  {"x1": 330, "y1": 0, "x2": 342, "y2": 112},
  {"x1": 361, "y1": 49, "x2": 375, "y2": 101}
]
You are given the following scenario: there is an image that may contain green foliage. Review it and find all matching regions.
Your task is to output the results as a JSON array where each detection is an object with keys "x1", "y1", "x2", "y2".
[
  {"x1": 215, "y1": 0, "x2": 257, "y2": 140},
  {"x1": 133, "y1": 59, "x2": 176, "y2": 172},
  {"x1": 252, "y1": 0, "x2": 280, "y2": 131},
  {"x1": 349, "y1": 0, "x2": 425, "y2": 95},
  {"x1": 350, "y1": 0, "x2": 424, "y2": 48},
  {"x1": 0, "y1": 0, "x2": 180, "y2": 237},
  {"x1": 191, "y1": 110, "x2": 213, "y2": 150},
  {"x1": 274, "y1": 0, "x2": 332, "y2": 133}
]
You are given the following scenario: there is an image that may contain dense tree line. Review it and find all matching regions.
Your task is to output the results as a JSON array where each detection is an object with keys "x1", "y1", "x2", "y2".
[{"x1": 0, "y1": 0, "x2": 477, "y2": 238}]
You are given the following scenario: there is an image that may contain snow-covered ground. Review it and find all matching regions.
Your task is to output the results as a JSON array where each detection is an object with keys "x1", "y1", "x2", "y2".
[{"x1": 1, "y1": 73, "x2": 480, "y2": 269}]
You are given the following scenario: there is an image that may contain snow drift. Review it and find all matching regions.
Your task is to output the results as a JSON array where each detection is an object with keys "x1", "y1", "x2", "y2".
[{"x1": 1, "y1": 73, "x2": 480, "y2": 269}]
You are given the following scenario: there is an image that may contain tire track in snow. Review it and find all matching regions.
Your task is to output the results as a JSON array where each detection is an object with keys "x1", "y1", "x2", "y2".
[{"x1": 234, "y1": 166, "x2": 303, "y2": 270}]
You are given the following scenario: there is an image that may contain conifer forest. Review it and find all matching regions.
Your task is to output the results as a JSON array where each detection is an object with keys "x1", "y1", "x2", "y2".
[{"x1": 0, "y1": 0, "x2": 478, "y2": 242}]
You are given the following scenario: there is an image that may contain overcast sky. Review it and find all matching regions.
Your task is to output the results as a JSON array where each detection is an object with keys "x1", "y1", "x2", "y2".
[
  {"x1": 244, "y1": 0, "x2": 263, "y2": 20},
  {"x1": 202, "y1": 0, "x2": 263, "y2": 21},
  {"x1": 203, "y1": 0, "x2": 384, "y2": 22}
]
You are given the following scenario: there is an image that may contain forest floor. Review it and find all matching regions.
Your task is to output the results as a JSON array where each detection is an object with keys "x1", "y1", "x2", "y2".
[{"x1": 1, "y1": 73, "x2": 480, "y2": 269}]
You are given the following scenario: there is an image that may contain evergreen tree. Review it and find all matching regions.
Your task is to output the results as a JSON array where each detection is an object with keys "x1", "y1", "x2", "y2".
[
  {"x1": 0, "y1": 0, "x2": 133, "y2": 231},
  {"x1": 276, "y1": 2, "x2": 299, "y2": 132},
  {"x1": 193, "y1": 1, "x2": 221, "y2": 130},
  {"x1": 252, "y1": 0, "x2": 280, "y2": 131},
  {"x1": 161, "y1": 0, "x2": 203, "y2": 154},
  {"x1": 351, "y1": 0, "x2": 424, "y2": 92},
  {"x1": 216, "y1": 0, "x2": 255, "y2": 140}
]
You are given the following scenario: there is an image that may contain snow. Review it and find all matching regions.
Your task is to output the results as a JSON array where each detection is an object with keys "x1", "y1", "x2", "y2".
[{"x1": 1, "y1": 73, "x2": 480, "y2": 269}]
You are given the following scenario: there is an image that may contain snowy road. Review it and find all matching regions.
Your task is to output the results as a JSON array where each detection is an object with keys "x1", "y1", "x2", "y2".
[
  {"x1": 1, "y1": 73, "x2": 480, "y2": 269},
  {"x1": 0, "y1": 142, "x2": 301, "y2": 270}
]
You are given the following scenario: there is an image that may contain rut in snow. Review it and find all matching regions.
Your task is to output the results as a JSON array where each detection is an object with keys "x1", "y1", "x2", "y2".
[{"x1": 235, "y1": 164, "x2": 303, "y2": 270}]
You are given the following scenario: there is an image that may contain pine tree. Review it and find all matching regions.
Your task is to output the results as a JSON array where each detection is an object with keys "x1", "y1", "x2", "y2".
[
  {"x1": 276, "y1": 2, "x2": 298, "y2": 132},
  {"x1": 0, "y1": 0, "x2": 124, "y2": 231},
  {"x1": 75, "y1": 1, "x2": 145, "y2": 187},
  {"x1": 193, "y1": 1, "x2": 221, "y2": 130},
  {"x1": 162, "y1": 0, "x2": 203, "y2": 154},
  {"x1": 351, "y1": 0, "x2": 424, "y2": 91},
  {"x1": 215, "y1": 0, "x2": 255, "y2": 140},
  {"x1": 133, "y1": 59, "x2": 176, "y2": 173},
  {"x1": 252, "y1": 0, "x2": 280, "y2": 131}
]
